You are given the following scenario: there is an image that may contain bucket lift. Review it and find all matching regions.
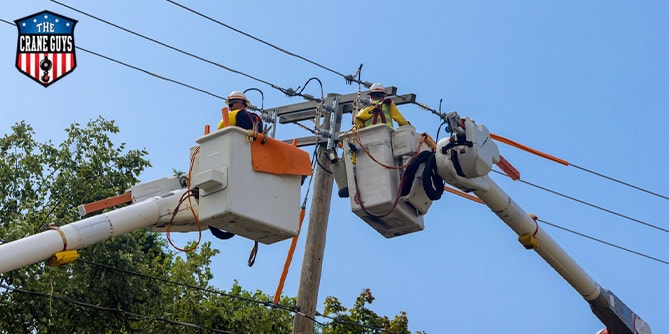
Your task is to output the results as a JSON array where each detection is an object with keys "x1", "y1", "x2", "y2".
[
  {"x1": 338, "y1": 124, "x2": 435, "y2": 238},
  {"x1": 0, "y1": 126, "x2": 312, "y2": 273},
  {"x1": 191, "y1": 126, "x2": 312, "y2": 244}
]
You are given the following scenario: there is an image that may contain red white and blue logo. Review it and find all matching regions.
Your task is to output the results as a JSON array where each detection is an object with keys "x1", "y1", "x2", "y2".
[{"x1": 15, "y1": 10, "x2": 78, "y2": 87}]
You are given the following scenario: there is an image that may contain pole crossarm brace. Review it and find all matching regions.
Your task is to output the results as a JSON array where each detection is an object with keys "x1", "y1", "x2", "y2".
[
  {"x1": 274, "y1": 86, "x2": 416, "y2": 147},
  {"x1": 274, "y1": 86, "x2": 415, "y2": 123}
]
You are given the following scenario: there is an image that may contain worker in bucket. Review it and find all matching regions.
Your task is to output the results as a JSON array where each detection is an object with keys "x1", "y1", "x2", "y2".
[
  {"x1": 209, "y1": 90, "x2": 264, "y2": 241},
  {"x1": 217, "y1": 91, "x2": 264, "y2": 133},
  {"x1": 354, "y1": 83, "x2": 410, "y2": 129}
]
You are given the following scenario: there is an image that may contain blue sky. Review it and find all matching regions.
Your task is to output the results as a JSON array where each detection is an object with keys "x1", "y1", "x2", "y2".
[{"x1": 2, "y1": 1, "x2": 667, "y2": 333}]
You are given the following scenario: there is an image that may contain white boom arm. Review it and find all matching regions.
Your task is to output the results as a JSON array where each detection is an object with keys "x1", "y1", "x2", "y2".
[
  {"x1": 0, "y1": 186, "x2": 196, "y2": 274},
  {"x1": 0, "y1": 126, "x2": 310, "y2": 274},
  {"x1": 435, "y1": 112, "x2": 651, "y2": 334}
]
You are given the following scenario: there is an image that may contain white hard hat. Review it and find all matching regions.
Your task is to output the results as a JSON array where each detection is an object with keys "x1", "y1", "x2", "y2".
[
  {"x1": 227, "y1": 91, "x2": 249, "y2": 107},
  {"x1": 369, "y1": 83, "x2": 386, "y2": 95}
]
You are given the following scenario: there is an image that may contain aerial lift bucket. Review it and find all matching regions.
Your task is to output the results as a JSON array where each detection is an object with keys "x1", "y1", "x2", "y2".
[{"x1": 192, "y1": 127, "x2": 311, "y2": 244}]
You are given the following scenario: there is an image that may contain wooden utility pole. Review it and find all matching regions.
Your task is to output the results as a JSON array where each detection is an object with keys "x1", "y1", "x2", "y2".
[
  {"x1": 291, "y1": 93, "x2": 342, "y2": 334},
  {"x1": 292, "y1": 145, "x2": 335, "y2": 334},
  {"x1": 269, "y1": 88, "x2": 415, "y2": 333}
]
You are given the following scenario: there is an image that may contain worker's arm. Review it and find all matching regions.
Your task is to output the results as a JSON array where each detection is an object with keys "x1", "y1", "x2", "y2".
[
  {"x1": 355, "y1": 106, "x2": 373, "y2": 128},
  {"x1": 388, "y1": 101, "x2": 409, "y2": 126}
]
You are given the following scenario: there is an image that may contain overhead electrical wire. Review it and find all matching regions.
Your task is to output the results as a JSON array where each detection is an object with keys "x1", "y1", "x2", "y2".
[
  {"x1": 0, "y1": 283, "x2": 241, "y2": 334},
  {"x1": 538, "y1": 219, "x2": 669, "y2": 265},
  {"x1": 4, "y1": 0, "x2": 664, "y2": 297},
  {"x1": 77, "y1": 46, "x2": 226, "y2": 100},
  {"x1": 78, "y1": 259, "x2": 299, "y2": 313},
  {"x1": 160, "y1": 0, "x2": 669, "y2": 207},
  {"x1": 164, "y1": 0, "x2": 371, "y2": 88},
  {"x1": 490, "y1": 133, "x2": 669, "y2": 202},
  {"x1": 491, "y1": 170, "x2": 668, "y2": 233},
  {"x1": 570, "y1": 164, "x2": 669, "y2": 201},
  {"x1": 444, "y1": 171, "x2": 669, "y2": 265},
  {"x1": 1, "y1": 7, "x2": 664, "y2": 333},
  {"x1": 49, "y1": 0, "x2": 323, "y2": 102},
  {"x1": 2, "y1": 277, "x2": 394, "y2": 333},
  {"x1": 77, "y1": 259, "x2": 391, "y2": 332},
  {"x1": 3, "y1": 4, "x2": 665, "y2": 261},
  {"x1": 1, "y1": 6, "x2": 664, "y2": 266}
]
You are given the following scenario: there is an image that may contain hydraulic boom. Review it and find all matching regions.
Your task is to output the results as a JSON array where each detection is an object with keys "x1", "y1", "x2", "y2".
[
  {"x1": 434, "y1": 112, "x2": 651, "y2": 334},
  {"x1": 0, "y1": 185, "x2": 195, "y2": 274}
]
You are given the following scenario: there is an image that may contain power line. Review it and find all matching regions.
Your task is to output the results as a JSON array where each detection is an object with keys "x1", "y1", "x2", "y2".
[
  {"x1": 3, "y1": 241, "x2": 386, "y2": 331},
  {"x1": 3, "y1": 13, "x2": 663, "y2": 266},
  {"x1": 163, "y1": 0, "x2": 669, "y2": 213},
  {"x1": 3, "y1": 279, "x2": 395, "y2": 334},
  {"x1": 4, "y1": 5, "x2": 663, "y2": 327},
  {"x1": 50, "y1": 0, "x2": 321, "y2": 101},
  {"x1": 539, "y1": 219, "x2": 669, "y2": 265},
  {"x1": 491, "y1": 133, "x2": 669, "y2": 202},
  {"x1": 78, "y1": 259, "x2": 300, "y2": 314},
  {"x1": 12, "y1": 5, "x2": 662, "y2": 216},
  {"x1": 166, "y1": 0, "x2": 669, "y2": 211},
  {"x1": 2, "y1": 15, "x2": 662, "y2": 266},
  {"x1": 6, "y1": 13, "x2": 403, "y2": 331},
  {"x1": 77, "y1": 46, "x2": 226, "y2": 100},
  {"x1": 164, "y1": 0, "x2": 371, "y2": 88},
  {"x1": 14, "y1": 3, "x2": 666, "y2": 213},
  {"x1": 570, "y1": 163, "x2": 669, "y2": 201},
  {"x1": 79, "y1": 259, "x2": 395, "y2": 332},
  {"x1": 0, "y1": 283, "x2": 241, "y2": 333},
  {"x1": 491, "y1": 169, "x2": 668, "y2": 233},
  {"x1": 483, "y1": 169, "x2": 668, "y2": 265}
]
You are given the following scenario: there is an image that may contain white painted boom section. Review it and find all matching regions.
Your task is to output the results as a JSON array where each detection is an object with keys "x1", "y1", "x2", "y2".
[
  {"x1": 474, "y1": 175, "x2": 601, "y2": 299},
  {"x1": 435, "y1": 112, "x2": 651, "y2": 334},
  {"x1": 0, "y1": 189, "x2": 194, "y2": 273}
]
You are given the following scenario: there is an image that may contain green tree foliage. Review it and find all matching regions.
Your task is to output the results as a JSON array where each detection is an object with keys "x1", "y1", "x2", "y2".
[
  {"x1": 0, "y1": 118, "x2": 418, "y2": 333},
  {"x1": 320, "y1": 288, "x2": 421, "y2": 334}
]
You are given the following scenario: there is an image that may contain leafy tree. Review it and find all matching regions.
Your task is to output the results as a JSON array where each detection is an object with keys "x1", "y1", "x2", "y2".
[
  {"x1": 0, "y1": 117, "x2": 419, "y2": 333},
  {"x1": 320, "y1": 288, "x2": 421, "y2": 334}
]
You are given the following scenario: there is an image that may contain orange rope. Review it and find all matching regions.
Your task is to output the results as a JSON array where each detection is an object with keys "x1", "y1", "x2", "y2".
[
  {"x1": 166, "y1": 146, "x2": 202, "y2": 252},
  {"x1": 490, "y1": 133, "x2": 569, "y2": 166},
  {"x1": 352, "y1": 126, "x2": 425, "y2": 170},
  {"x1": 352, "y1": 127, "x2": 401, "y2": 169},
  {"x1": 273, "y1": 207, "x2": 306, "y2": 303},
  {"x1": 443, "y1": 186, "x2": 484, "y2": 204}
]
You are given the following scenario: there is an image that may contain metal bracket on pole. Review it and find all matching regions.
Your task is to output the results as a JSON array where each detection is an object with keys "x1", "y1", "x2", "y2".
[
  {"x1": 270, "y1": 108, "x2": 278, "y2": 138},
  {"x1": 326, "y1": 96, "x2": 339, "y2": 153},
  {"x1": 274, "y1": 87, "x2": 416, "y2": 147}
]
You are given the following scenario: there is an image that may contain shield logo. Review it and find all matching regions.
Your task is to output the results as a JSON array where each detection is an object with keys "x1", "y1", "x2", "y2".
[{"x1": 15, "y1": 11, "x2": 78, "y2": 87}]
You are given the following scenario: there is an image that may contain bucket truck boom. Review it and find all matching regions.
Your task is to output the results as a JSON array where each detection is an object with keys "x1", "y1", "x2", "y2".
[
  {"x1": 0, "y1": 180, "x2": 195, "y2": 274},
  {"x1": 434, "y1": 112, "x2": 651, "y2": 334},
  {"x1": 0, "y1": 126, "x2": 312, "y2": 274}
]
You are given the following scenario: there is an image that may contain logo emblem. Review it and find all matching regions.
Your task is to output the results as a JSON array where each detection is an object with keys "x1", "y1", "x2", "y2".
[{"x1": 15, "y1": 10, "x2": 78, "y2": 87}]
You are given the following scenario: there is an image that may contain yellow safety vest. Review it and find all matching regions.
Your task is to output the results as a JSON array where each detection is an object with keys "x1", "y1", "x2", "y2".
[{"x1": 364, "y1": 100, "x2": 394, "y2": 127}]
